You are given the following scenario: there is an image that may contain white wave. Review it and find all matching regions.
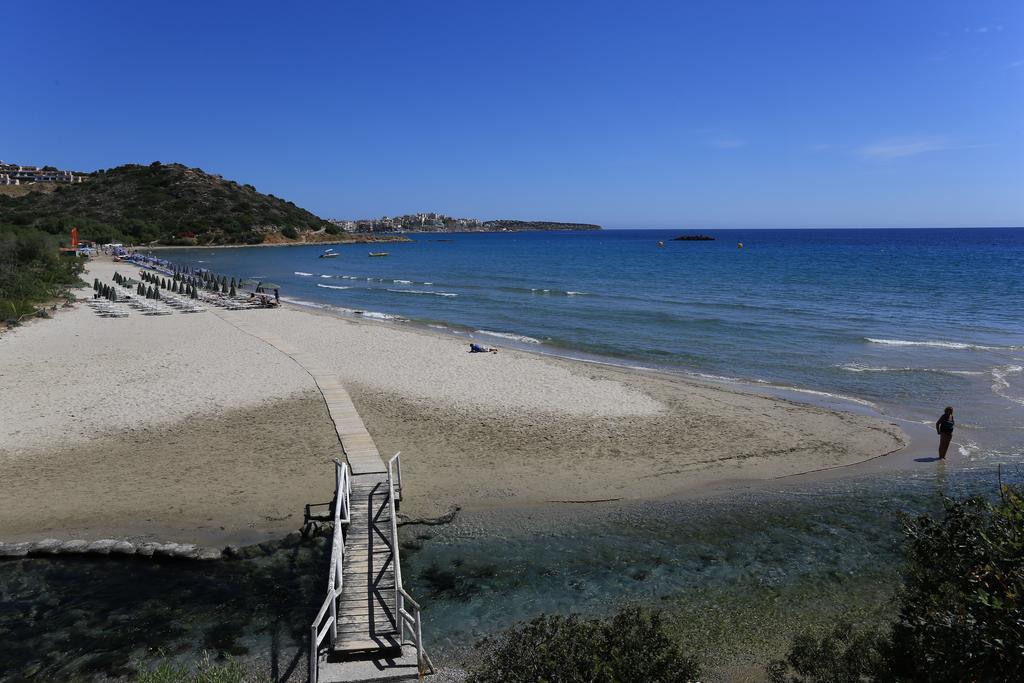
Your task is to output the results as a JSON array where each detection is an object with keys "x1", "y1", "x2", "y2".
[
  {"x1": 428, "y1": 324, "x2": 447, "y2": 329},
  {"x1": 279, "y1": 297, "x2": 327, "y2": 309},
  {"x1": 566, "y1": 291, "x2": 587, "y2": 296},
  {"x1": 836, "y1": 363, "x2": 985, "y2": 376},
  {"x1": 355, "y1": 310, "x2": 402, "y2": 320},
  {"x1": 769, "y1": 385, "x2": 878, "y2": 408},
  {"x1": 865, "y1": 337, "x2": 1019, "y2": 351},
  {"x1": 393, "y1": 279, "x2": 412, "y2": 284},
  {"x1": 475, "y1": 330, "x2": 543, "y2": 344},
  {"x1": 386, "y1": 288, "x2": 457, "y2": 297},
  {"x1": 320, "y1": 274, "x2": 333, "y2": 278},
  {"x1": 423, "y1": 282, "x2": 433, "y2": 285},
  {"x1": 294, "y1": 271, "x2": 313, "y2": 276},
  {"x1": 958, "y1": 440, "x2": 980, "y2": 457},
  {"x1": 317, "y1": 284, "x2": 350, "y2": 290},
  {"x1": 991, "y1": 364, "x2": 1024, "y2": 406}
]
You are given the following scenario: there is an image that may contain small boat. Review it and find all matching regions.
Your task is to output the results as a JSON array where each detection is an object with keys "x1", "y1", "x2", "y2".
[
  {"x1": 368, "y1": 252, "x2": 389, "y2": 257},
  {"x1": 319, "y1": 249, "x2": 338, "y2": 259}
]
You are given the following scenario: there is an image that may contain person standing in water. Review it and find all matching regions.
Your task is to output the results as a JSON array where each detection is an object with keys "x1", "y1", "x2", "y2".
[{"x1": 936, "y1": 406, "x2": 955, "y2": 459}]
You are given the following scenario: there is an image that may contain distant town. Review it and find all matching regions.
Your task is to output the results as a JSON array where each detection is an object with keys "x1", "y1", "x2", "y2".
[
  {"x1": 328, "y1": 213, "x2": 599, "y2": 233},
  {"x1": 0, "y1": 161, "x2": 87, "y2": 186}
]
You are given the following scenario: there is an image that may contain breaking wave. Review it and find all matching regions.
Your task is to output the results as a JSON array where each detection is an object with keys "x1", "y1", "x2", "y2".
[
  {"x1": 837, "y1": 363, "x2": 984, "y2": 376},
  {"x1": 386, "y1": 289, "x2": 458, "y2": 297},
  {"x1": 475, "y1": 330, "x2": 543, "y2": 344},
  {"x1": 865, "y1": 338, "x2": 1020, "y2": 351},
  {"x1": 294, "y1": 271, "x2": 313, "y2": 276},
  {"x1": 992, "y1": 364, "x2": 1024, "y2": 406},
  {"x1": 317, "y1": 284, "x2": 350, "y2": 290}
]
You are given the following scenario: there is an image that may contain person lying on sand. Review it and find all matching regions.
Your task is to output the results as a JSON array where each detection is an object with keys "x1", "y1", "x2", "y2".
[{"x1": 469, "y1": 343, "x2": 498, "y2": 353}]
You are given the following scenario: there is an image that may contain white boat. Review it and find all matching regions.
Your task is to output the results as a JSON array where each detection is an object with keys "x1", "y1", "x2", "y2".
[{"x1": 319, "y1": 249, "x2": 338, "y2": 259}]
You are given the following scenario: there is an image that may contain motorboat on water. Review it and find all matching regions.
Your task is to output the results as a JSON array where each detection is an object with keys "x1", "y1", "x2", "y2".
[
  {"x1": 319, "y1": 248, "x2": 338, "y2": 259},
  {"x1": 368, "y1": 252, "x2": 389, "y2": 257}
]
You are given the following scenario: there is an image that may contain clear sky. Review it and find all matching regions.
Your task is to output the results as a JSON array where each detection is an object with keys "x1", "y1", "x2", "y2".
[{"x1": 2, "y1": 1, "x2": 1022, "y2": 228}]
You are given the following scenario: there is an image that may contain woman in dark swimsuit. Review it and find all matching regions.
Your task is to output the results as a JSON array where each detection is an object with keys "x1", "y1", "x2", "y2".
[{"x1": 936, "y1": 406, "x2": 954, "y2": 459}]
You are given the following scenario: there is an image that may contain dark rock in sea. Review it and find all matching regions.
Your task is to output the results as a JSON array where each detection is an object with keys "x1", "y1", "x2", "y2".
[
  {"x1": 257, "y1": 540, "x2": 281, "y2": 555},
  {"x1": 672, "y1": 234, "x2": 715, "y2": 241}
]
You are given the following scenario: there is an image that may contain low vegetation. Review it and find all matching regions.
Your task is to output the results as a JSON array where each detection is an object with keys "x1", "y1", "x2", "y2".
[
  {"x1": 0, "y1": 162, "x2": 332, "y2": 246},
  {"x1": 769, "y1": 485, "x2": 1024, "y2": 682},
  {"x1": 132, "y1": 653, "x2": 269, "y2": 683},
  {"x1": 466, "y1": 606, "x2": 702, "y2": 682},
  {"x1": 0, "y1": 224, "x2": 83, "y2": 324}
]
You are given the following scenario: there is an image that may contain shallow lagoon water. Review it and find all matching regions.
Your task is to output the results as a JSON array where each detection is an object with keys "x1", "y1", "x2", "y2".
[{"x1": 2, "y1": 454, "x2": 1020, "y2": 680}]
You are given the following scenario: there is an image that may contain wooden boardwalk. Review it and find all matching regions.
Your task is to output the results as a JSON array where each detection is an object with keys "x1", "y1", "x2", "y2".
[{"x1": 211, "y1": 312, "x2": 428, "y2": 681}]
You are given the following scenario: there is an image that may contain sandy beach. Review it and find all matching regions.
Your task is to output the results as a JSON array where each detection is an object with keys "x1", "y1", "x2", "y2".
[{"x1": 0, "y1": 258, "x2": 904, "y2": 546}]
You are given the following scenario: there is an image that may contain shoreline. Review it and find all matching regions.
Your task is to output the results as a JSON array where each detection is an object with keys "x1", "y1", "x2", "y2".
[{"x1": 0, "y1": 258, "x2": 909, "y2": 546}]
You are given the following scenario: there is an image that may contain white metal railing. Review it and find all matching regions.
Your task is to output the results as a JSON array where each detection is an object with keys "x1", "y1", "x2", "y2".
[
  {"x1": 387, "y1": 452, "x2": 431, "y2": 676},
  {"x1": 309, "y1": 460, "x2": 351, "y2": 683}
]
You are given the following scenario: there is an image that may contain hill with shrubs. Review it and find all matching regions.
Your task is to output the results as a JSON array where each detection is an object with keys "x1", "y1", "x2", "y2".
[{"x1": 0, "y1": 162, "x2": 343, "y2": 246}]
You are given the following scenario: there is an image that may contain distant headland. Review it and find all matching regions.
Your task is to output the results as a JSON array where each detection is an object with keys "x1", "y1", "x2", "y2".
[
  {"x1": 0, "y1": 161, "x2": 600, "y2": 247},
  {"x1": 327, "y1": 214, "x2": 600, "y2": 234}
]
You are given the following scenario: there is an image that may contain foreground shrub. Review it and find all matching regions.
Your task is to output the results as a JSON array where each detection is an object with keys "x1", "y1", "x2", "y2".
[
  {"x1": 767, "y1": 621, "x2": 890, "y2": 682},
  {"x1": 890, "y1": 485, "x2": 1024, "y2": 681},
  {"x1": 466, "y1": 606, "x2": 701, "y2": 683},
  {"x1": 133, "y1": 652, "x2": 267, "y2": 683},
  {"x1": 769, "y1": 485, "x2": 1024, "y2": 682}
]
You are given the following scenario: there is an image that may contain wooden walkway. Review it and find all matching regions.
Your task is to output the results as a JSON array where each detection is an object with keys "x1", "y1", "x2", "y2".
[{"x1": 211, "y1": 312, "x2": 426, "y2": 680}]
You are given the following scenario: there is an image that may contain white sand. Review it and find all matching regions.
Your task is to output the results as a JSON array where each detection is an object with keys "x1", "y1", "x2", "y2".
[{"x1": 0, "y1": 258, "x2": 905, "y2": 543}]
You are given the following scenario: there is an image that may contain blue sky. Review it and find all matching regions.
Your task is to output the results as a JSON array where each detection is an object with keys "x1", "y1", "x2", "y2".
[{"x1": 2, "y1": 1, "x2": 1021, "y2": 228}]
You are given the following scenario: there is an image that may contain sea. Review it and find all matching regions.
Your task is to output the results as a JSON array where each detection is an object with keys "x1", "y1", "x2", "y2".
[
  {"x1": 172, "y1": 227, "x2": 1022, "y2": 446},
  {"x1": 2, "y1": 227, "x2": 1022, "y2": 679}
]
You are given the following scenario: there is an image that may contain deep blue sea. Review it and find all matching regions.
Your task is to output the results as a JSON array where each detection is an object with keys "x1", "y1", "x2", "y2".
[{"x1": 167, "y1": 228, "x2": 1023, "y2": 449}]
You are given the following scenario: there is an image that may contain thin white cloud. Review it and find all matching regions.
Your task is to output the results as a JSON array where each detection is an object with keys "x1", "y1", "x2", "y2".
[
  {"x1": 964, "y1": 25, "x2": 1004, "y2": 34},
  {"x1": 809, "y1": 143, "x2": 833, "y2": 152},
  {"x1": 859, "y1": 137, "x2": 956, "y2": 159},
  {"x1": 1009, "y1": 59, "x2": 1024, "y2": 69}
]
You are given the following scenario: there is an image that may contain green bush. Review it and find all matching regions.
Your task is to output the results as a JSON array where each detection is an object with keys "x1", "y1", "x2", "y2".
[
  {"x1": 0, "y1": 225, "x2": 83, "y2": 323},
  {"x1": 133, "y1": 651, "x2": 267, "y2": 683},
  {"x1": 890, "y1": 485, "x2": 1024, "y2": 681},
  {"x1": 769, "y1": 485, "x2": 1024, "y2": 682},
  {"x1": 467, "y1": 606, "x2": 701, "y2": 683},
  {"x1": 767, "y1": 622, "x2": 890, "y2": 682},
  {"x1": 281, "y1": 226, "x2": 299, "y2": 240}
]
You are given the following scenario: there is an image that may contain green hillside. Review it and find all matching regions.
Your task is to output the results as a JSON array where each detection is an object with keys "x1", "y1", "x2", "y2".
[{"x1": 0, "y1": 162, "x2": 335, "y2": 245}]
